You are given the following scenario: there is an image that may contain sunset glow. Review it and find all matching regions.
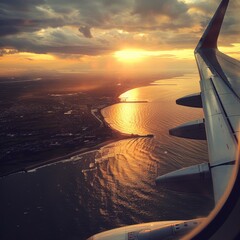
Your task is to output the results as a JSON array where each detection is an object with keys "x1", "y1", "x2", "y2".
[
  {"x1": 0, "y1": 0, "x2": 240, "y2": 76},
  {"x1": 114, "y1": 49, "x2": 153, "y2": 63},
  {"x1": 114, "y1": 48, "x2": 194, "y2": 63},
  {"x1": 19, "y1": 52, "x2": 55, "y2": 61}
]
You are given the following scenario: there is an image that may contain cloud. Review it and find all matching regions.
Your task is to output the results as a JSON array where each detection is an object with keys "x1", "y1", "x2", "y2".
[
  {"x1": 79, "y1": 26, "x2": 93, "y2": 38},
  {"x1": 0, "y1": 0, "x2": 240, "y2": 58},
  {"x1": 133, "y1": 0, "x2": 188, "y2": 19},
  {"x1": 0, "y1": 37, "x2": 111, "y2": 56},
  {"x1": 0, "y1": 48, "x2": 18, "y2": 56},
  {"x1": 0, "y1": 0, "x2": 45, "y2": 11}
]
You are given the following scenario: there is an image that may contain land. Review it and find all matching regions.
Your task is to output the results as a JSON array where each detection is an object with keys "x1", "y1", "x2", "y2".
[{"x1": 0, "y1": 72, "x2": 175, "y2": 177}]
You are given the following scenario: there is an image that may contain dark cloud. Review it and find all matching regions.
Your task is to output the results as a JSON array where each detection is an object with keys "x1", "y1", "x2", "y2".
[
  {"x1": 0, "y1": 0, "x2": 45, "y2": 11},
  {"x1": 0, "y1": 36, "x2": 111, "y2": 56},
  {"x1": 79, "y1": 26, "x2": 93, "y2": 38},
  {"x1": 0, "y1": 0, "x2": 239, "y2": 56},
  {"x1": 0, "y1": 0, "x2": 132, "y2": 55},
  {"x1": 133, "y1": 0, "x2": 188, "y2": 19},
  {"x1": 0, "y1": 18, "x2": 46, "y2": 36},
  {"x1": 188, "y1": 0, "x2": 216, "y2": 15},
  {"x1": 0, "y1": 26, "x2": 20, "y2": 37}
]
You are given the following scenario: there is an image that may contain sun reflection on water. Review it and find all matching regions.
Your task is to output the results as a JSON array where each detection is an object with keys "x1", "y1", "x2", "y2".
[
  {"x1": 112, "y1": 103, "x2": 147, "y2": 134},
  {"x1": 119, "y1": 88, "x2": 140, "y2": 102}
]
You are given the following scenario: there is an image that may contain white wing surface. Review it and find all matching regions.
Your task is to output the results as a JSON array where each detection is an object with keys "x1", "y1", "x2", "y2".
[{"x1": 195, "y1": 0, "x2": 239, "y2": 203}]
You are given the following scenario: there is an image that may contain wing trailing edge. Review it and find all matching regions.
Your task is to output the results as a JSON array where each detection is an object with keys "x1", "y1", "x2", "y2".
[{"x1": 195, "y1": 0, "x2": 229, "y2": 51}]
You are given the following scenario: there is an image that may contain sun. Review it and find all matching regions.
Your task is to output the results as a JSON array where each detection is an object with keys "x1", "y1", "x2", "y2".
[{"x1": 114, "y1": 49, "x2": 150, "y2": 63}]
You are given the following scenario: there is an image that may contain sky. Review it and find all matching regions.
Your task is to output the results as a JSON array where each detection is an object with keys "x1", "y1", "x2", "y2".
[{"x1": 1, "y1": 0, "x2": 240, "y2": 77}]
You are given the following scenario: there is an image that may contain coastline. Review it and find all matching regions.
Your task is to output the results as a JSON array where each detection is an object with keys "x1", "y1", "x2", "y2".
[
  {"x1": 1, "y1": 98, "x2": 153, "y2": 178},
  {"x1": 1, "y1": 72, "x2": 184, "y2": 178}
]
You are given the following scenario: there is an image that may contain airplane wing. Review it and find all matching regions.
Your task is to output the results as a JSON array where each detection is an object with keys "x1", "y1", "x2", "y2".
[
  {"x1": 167, "y1": 0, "x2": 237, "y2": 204},
  {"x1": 168, "y1": 0, "x2": 240, "y2": 239},
  {"x1": 88, "y1": 0, "x2": 240, "y2": 239},
  {"x1": 194, "y1": 0, "x2": 237, "y2": 204}
]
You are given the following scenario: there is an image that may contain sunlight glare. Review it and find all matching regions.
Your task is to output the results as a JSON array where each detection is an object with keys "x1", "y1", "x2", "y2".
[
  {"x1": 114, "y1": 48, "x2": 194, "y2": 63},
  {"x1": 114, "y1": 49, "x2": 149, "y2": 63},
  {"x1": 119, "y1": 88, "x2": 140, "y2": 102}
]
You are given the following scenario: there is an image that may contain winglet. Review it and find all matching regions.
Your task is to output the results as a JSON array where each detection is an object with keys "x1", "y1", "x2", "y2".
[{"x1": 195, "y1": 0, "x2": 229, "y2": 52}]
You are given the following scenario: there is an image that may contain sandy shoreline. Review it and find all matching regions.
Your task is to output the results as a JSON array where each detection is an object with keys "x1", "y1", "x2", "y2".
[
  {"x1": 1, "y1": 72, "x2": 183, "y2": 178},
  {"x1": 1, "y1": 102, "x2": 153, "y2": 177}
]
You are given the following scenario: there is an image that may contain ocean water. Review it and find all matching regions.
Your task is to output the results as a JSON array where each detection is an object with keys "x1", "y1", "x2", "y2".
[{"x1": 0, "y1": 75, "x2": 214, "y2": 240}]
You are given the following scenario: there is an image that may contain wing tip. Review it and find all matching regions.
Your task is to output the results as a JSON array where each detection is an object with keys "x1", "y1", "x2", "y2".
[{"x1": 195, "y1": 0, "x2": 229, "y2": 52}]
